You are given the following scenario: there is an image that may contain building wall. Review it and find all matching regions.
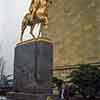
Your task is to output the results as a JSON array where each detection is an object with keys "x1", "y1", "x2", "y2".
[{"x1": 44, "y1": 0, "x2": 100, "y2": 69}]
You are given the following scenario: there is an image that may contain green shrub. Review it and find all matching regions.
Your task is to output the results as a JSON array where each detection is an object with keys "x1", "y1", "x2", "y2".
[{"x1": 69, "y1": 64, "x2": 100, "y2": 99}]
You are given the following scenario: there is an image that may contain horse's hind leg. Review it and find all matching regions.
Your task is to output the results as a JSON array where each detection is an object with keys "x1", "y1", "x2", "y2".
[
  {"x1": 38, "y1": 23, "x2": 42, "y2": 38},
  {"x1": 30, "y1": 25, "x2": 35, "y2": 38}
]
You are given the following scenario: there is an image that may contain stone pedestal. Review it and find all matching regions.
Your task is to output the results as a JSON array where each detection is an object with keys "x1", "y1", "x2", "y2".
[{"x1": 7, "y1": 38, "x2": 53, "y2": 100}]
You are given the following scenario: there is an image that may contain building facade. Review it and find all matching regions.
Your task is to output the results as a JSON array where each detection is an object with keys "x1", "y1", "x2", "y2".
[{"x1": 44, "y1": 0, "x2": 100, "y2": 79}]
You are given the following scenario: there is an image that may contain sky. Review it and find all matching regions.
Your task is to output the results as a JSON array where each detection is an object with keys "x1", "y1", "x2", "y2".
[{"x1": 0, "y1": 0, "x2": 32, "y2": 76}]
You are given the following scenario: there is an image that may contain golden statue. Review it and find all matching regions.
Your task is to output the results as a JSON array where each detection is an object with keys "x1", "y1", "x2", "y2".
[{"x1": 20, "y1": 0, "x2": 49, "y2": 41}]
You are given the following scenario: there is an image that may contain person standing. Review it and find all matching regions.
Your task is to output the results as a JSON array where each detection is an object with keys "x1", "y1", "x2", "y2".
[{"x1": 60, "y1": 82, "x2": 69, "y2": 100}]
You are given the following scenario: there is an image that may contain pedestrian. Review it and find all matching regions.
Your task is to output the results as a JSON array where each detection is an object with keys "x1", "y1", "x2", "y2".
[{"x1": 59, "y1": 82, "x2": 69, "y2": 100}]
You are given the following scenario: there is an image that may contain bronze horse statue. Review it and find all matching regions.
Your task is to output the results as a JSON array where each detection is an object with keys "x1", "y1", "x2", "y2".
[{"x1": 20, "y1": 0, "x2": 49, "y2": 41}]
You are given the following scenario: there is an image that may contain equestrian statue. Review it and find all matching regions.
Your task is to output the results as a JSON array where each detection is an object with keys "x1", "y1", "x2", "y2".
[{"x1": 20, "y1": 0, "x2": 49, "y2": 41}]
